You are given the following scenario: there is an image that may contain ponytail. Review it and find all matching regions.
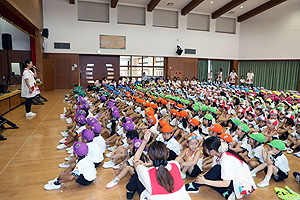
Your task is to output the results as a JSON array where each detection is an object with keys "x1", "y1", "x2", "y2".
[{"x1": 148, "y1": 141, "x2": 174, "y2": 193}]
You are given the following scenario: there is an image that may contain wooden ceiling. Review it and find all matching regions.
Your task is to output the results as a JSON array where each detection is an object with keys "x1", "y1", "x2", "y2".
[{"x1": 70, "y1": 0, "x2": 288, "y2": 22}]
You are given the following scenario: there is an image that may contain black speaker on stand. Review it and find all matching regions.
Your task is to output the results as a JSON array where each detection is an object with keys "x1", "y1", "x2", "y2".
[
  {"x1": 1, "y1": 33, "x2": 21, "y2": 85},
  {"x1": 176, "y1": 45, "x2": 183, "y2": 55}
]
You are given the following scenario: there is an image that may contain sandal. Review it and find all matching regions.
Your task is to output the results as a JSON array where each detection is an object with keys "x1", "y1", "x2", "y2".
[
  {"x1": 285, "y1": 186, "x2": 300, "y2": 199},
  {"x1": 274, "y1": 187, "x2": 294, "y2": 200}
]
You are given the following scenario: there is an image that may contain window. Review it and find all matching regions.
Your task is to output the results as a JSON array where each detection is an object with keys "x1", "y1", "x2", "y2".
[
  {"x1": 216, "y1": 17, "x2": 236, "y2": 34},
  {"x1": 143, "y1": 67, "x2": 153, "y2": 76},
  {"x1": 120, "y1": 67, "x2": 130, "y2": 77},
  {"x1": 132, "y1": 56, "x2": 142, "y2": 66},
  {"x1": 117, "y1": 5, "x2": 145, "y2": 25},
  {"x1": 153, "y1": 9, "x2": 178, "y2": 28},
  {"x1": 132, "y1": 67, "x2": 142, "y2": 77},
  {"x1": 120, "y1": 56, "x2": 131, "y2": 66},
  {"x1": 78, "y1": 1, "x2": 109, "y2": 23},
  {"x1": 143, "y1": 57, "x2": 153, "y2": 66},
  {"x1": 187, "y1": 13, "x2": 210, "y2": 31},
  {"x1": 154, "y1": 68, "x2": 164, "y2": 76},
  {"x1": 154, "y1": 57, "x2": 164, "y2": 66}
]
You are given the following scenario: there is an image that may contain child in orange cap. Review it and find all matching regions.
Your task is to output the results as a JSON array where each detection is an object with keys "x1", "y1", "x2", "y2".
[
  {"x1": 176, "y1": 132, "x2": 203, "y2": 179},
  {"x1": 156, "y1": 124, "x2": 181, "y2": 160},
  {"x1": 207, "y1": 124, "x2": 223, "y2": 138},
  {"x1": 174, "y1": 110, "x2": 190, "y2": 139}
]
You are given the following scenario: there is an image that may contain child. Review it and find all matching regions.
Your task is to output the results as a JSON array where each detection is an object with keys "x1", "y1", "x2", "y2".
[
  {"x1": 176, "y1": 132, "x2": 203, "y2": 179},
  {"x1": 231, "y1": 124, "x2": 250, "y2": 153},
  {"x1": 241, "y1": 133, "x2": 265, "y2": 169},
  {"x1": 251, "y1": 140, "x2": 289, "y2": 188},
  {"x1": 207, "y1": 123, "x2": 223, "y2": 138},
  {"x1": 261, "y1": 119, "x2": 279, "y2": 142},
  {"x1": 199, "y1": 114, "x2": 213, "y2": 136},
  {"x1": 286, "y1": 123, "x2": 300, "y2": 153},
  {"x1": 240, "y1": 76, "x2": 245, "y2": 86},
  {"x1": 44, "y1": 142, "x2": 97, "y2": 190},
  {"x1": 156, "y1": 124, "x2": 181, "y2": 160}
]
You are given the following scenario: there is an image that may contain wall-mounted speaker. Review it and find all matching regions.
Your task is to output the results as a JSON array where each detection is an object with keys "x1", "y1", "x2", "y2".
[
  {"x1": 176, "y1": 45, "x2": 183, "y2": 55},
  {"x1": 2, "y1": 33, "x2": 12, "y2": 50},
  {"x1": 42, "y1": 28, "x2": 49, "y2": 38}
]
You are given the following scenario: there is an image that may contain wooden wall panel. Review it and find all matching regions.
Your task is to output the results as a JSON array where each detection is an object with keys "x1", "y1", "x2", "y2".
[
  {"x1": 0, "y1": 99, "x2": 10, "y2": 115},
  {"x1": 43, "y1": 53, "x2": 79, "y2": 90},
  {"x1": 9, "y1": 94, "x2": 21, "y2": 109},
  {"x1": 165, "y1": 57, "x2": 198, "y2": 80},
  {"x1": 0, "y1": 50, "x2": 30, "y2": 84},
  {"x1": 79, "y1": 55, "x2": 120, "y2": 88}
]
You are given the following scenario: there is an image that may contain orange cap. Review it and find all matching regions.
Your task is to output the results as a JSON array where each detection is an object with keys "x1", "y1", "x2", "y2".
[
  {"x1": 162, "y1": 124, "x2": 173, "y2": 133},
  {"x1": 171, "y1": 109, "x2": 178, "y2": 116},
  {"x1": 146, "y1": 110, "x2": 155, "y2": 116},
  {"x1": 159, "y1": 120, "x2": 169, "y2": 127},
  {"x1": 176, "y1": 104, "x2": 184, "y2": 109},
  {"x1": 179, "y1": 110, "x2": 188, "y2": 118},
  {"x1": 169, "y1": 100, "x2": 176, "y2": 105},
  {"x1": 208, "y1": 124, "x2": 223, "y2": 134},
  {"x1": 188, "y1": 118, "x2": 200, "y2": 127},
  {"x1": 218, "y1": 133, "x2": 233, "y2": 143},
  {"x1": 148, "y1": 115, "x2": 157, "y2": 125},
  {"x1": 160, "y1": 99, "x2": 168, "y2": 105},
  {"x1": 150, "y1": 103, "x2": 158, "y2": 109}
]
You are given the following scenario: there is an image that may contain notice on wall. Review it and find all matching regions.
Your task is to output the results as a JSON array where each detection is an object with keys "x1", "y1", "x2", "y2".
[{"x1": 100, "y1": 35, "x2": 126, "y2": 49}]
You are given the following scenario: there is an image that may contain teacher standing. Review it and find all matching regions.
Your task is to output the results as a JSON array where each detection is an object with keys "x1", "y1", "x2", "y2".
[{"x1": 21, "y1": 60, "x2": 40, "y2": 117}]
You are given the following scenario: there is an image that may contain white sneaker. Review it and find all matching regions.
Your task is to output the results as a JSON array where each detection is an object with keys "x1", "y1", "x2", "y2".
[
  {"x1": 106, "y1": 179, "x2": 119, "y2": 189},
  {"x1": 106, "y1": 144, "x2": 110, "y2": 147},
  {"x1": 65, "y1": 154, "x2": 74, "y2": 161},
  {"x1": 26, "y1": 112, "x2": 36, "y2": 117},
  {"x1": 56, "y1": 143, "x2": 68, "y2": 150},
  {"x1": 59, "y1": 138, "x2": 67, "y2": 144},
  {"x1": 67, "y1": 148, "x2": 73, "y2": 154},
  {"x1": 66, "y1": 146, "x2": 72, "y2": 151},
  {"x1": 59, "y1": 162, "x2": 70, "y2": 168},
  {"x1": 106, "y1": 152, "x2": 112, "y2": 158},
  {"x1": 48, "y1": 177, "x2": 58, "y2": 184},
  {"x1": 44, "y1": 181, "x2": 62, "y2": 190},
  {"x1": 113, "y1": 163, "x2": 123, "y2": 170},
  {"x1": 103, "y1": 160, "x2": 115, "y2": 169},
  {"x1": 63, "y1": 107, "x2": 67, "y2": 114},
  {"x1": 61, "y1": 130, "x2": 69, "y2": 137},
  {"x1": 66, "y1": 118, "x2": 72, "y2": 124},
  {"x1": 108, "y1": 146, "x2": 117, "y2": 152},
  {"x1": 257, "y1": 181, "x2": 269, "y2": 188},
  {"x1": 251, "y1": 171, "x2": 256, "y2": 178},
  {"x1": 60, "y1": 114, "x2": 67, "y2": 119}
]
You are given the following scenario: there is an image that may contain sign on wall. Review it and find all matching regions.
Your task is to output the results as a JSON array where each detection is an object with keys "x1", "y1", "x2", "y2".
[{"x1": 100, "y1": 35, "x2": 126, "y2": 49}]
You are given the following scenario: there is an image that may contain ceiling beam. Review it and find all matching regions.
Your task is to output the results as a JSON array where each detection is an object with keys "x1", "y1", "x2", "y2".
[
  {"x1": 181, "y1": 0, "x2": 205, "y2": 16},
  {"x1": 111, "y1": 0, "x2": 118, "y2": 8},
  {"x1": 212, "y1": 0, "x2": 247, "y2": 19},
  {"x1": 147, "y1": 0, "x2": 161, "y2": 12},
  {"x1": 237, "y1": 0, "x2": 287, "y2": 22},
  {"x1": 69, "y1": 0, "x2": 75, "y2": 4}
]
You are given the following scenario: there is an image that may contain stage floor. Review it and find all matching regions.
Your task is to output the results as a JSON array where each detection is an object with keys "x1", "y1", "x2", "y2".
[{"x1": 0, "y1": 89, "x2": 299, "y2": 200}]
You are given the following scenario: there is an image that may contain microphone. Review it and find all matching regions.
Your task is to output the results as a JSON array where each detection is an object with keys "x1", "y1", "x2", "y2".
[{"x1": 33, "y1": 66, "x2": 40, "y2": 72}]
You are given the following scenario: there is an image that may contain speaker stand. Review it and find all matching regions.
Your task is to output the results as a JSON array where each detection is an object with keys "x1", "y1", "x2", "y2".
[
  {"x1": 0, "y1": 115, "x2": 19, "y2": 130},
  {"x1": 5, "y1": 50, "x2": 21, "y2": 85}
]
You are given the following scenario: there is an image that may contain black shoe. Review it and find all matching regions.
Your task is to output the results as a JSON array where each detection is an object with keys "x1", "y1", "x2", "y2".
[
  {"x1": 0, "y1": 134, "x2": 7, "y2": 140},
  {"x1": 126, "y1": 191, "x2": 135, "y2": 199},
  {"x1": 185, "y1": 182, "x2": 199, "y2": 193}
]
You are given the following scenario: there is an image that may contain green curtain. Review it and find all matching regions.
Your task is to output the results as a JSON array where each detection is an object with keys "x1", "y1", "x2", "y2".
[
  {"x1": 198, "y1": 59, "x2": 208, "y2": 81},
  {"x1": 238, "y1": 61, "x2": 300, "y2": 91},
  {"x1": 211, "y1": 60, "x2": 230, "y2": 82}
]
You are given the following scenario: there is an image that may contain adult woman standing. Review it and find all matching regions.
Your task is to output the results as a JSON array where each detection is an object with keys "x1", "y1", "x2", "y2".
[
  {"x1": 217, "y1": 68, "x2": 223, "y2": 84},
  {"x1": 21, "y1": 60, "x2": 40, "y2": 117},
  {"x1": 246, "y1": 69, "x2": 254, "y2": 88},
  {"x1": 229, "y1": 69, "x2": 238, "y2": 85},
  {"x1": 133, "y1": 130, "x2": 191, "y2": 200}
]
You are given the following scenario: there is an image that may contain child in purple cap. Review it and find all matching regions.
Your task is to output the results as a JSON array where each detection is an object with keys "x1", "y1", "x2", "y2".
[
  {"x1": 44, "y1": 142, "x2": 97, "y2": 190},
  {"x1": 90, "y1": 122, "x2": 106, "y2": 154}
]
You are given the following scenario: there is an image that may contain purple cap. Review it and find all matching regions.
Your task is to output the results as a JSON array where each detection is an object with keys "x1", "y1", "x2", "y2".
[
  {"x1": 83, "y1": 104, "x2": 90, "y2": 110},
  {"x1": 91, "y1": 122, "x2": 102, "y2": 134},
  {"x1": 82, "y1": 129, "x2": 94, "y2": 142},
  {"x1": 100, "y1": 96, "x2": 106, "y2": 101},
  {"x1": 125, "y1": 117, "x2": 133, "y2": 123},
  {"x1": 81, "y1": 99, "x2": 87, "y2": 104},
  {"x1": 73, "y1": 142, "x2": 88, "y2": 157},
  {"x1": 133, "y1": 138, "x2": 147, "y2": 151},
  {"x1": 112, "y1": 110, "x2": 120, "y2": 119},
  {"x1": 76, "y1": 109, "x2": 86, "y2": 117},
  {"x1": 87, "y1": 117, "x2": 97, "y2": 125},
  {"x1": 77, "y1": 105, "x2": 85, "y2": 110},
  {"x1": 123, "y1": 122, "x2": 135, "y2": 131},
  {"x1": 111, "y1": 107, "x2": 119, "y2": 112},
  {"x1": 75, "y1": 115, "x2": 86, "y2": 125},
  {"x1": 77, "y1": 96, "x2": 83, "y2": 104}
]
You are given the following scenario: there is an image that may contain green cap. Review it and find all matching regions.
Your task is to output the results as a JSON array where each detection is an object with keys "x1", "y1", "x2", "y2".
[
  {"x1": 203, "y1": 113, "x2": 213, "y2": 121},
  {"x1": 74, "y1": 94, "x2": 79, "y2": 99},
  {"x1": 208, "y1": 106, "x2": 217, "y2": 114},
  {"x1": 201, "y1": 105, "x2": 208, "y2": 112},
  {"x1": 239, "y1": 124, "x2": 250, "y2": 133},
  {"x1": 184, "y1": 100, "x2": 190, "y2": 105},
  {"x1": 175, "y1": 97, "x2": 180, "y2": 101},
  {"x1": 249, "y1": 133, "x2": 265, "y2": 143},
  {"x1": 192, "y1": 104, "x2": 200, "y2": 112},
  {"x1": 267, "y1": 139, "x2": 285, "y2": 151},
  {"x1": 160, "y1": 94, "x2": 164, "y2": 98},
  {"x1": 230, "y1": 118, "x2": 242, "y2": 126}
]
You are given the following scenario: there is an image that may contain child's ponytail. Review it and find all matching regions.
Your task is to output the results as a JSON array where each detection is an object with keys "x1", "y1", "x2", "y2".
[{"x1": 156, "y1": 162, "x2": 174, "y2": 193}]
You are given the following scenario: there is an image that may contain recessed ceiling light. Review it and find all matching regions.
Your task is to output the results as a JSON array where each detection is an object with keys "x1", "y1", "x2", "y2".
[
  {"x1": 240, "y1": 5, "x2": 243, "y2": 8},
  {"x1": 210, "y1": 1, "x2": 214, "y2": 4},
  {"x1": 167, "y1": 2, "x2": 174, "y2": 6}
]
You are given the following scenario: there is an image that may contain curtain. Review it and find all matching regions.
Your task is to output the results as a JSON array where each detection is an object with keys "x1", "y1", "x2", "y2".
[
  {"x1": 211, "y1": 60, "x2": 230, "y2": 82},
  {"x1": 198, "y1": 59, "x2": 208, "y2": 81},
  {"x1": 238, "y1": 61, "x2": 300, "y2": 91}
]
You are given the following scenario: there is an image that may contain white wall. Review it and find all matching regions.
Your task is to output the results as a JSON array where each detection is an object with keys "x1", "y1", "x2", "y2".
[
  {"x1": 0, "y1": 18, "x2": 30, "y2": 50},
  {"x1": 239, "y1": 0, "x2": 300, "y2": 59},
  {"x1": 42, "y1": 0, "x2": 240, "y2": 59}
]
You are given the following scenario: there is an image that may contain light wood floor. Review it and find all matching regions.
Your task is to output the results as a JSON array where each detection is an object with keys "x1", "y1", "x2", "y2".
[{"x1": 0, "y1": 89, "x2": 299, "y2": 200}]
